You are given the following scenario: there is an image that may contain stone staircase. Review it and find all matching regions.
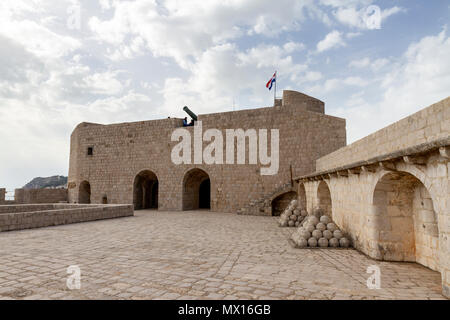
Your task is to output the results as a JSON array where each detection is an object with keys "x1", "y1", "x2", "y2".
[{"x1": 236, "y1": 181, "x2": 294, "y2": 216}]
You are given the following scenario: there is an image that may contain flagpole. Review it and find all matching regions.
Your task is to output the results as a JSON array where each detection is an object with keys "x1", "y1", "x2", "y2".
[{"x1": 274, "y1": 71, "x2": 277, "y2": 105}]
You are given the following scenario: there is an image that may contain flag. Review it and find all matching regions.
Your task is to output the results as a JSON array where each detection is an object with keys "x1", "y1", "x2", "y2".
[{"x1": 266, "y1": 72, "x2": 276, "y2": 90}]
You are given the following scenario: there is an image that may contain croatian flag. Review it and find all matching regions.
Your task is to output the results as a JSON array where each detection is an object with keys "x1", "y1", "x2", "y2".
[{"x1": 266, "y1": 72, "x2": 276, "y2": 91}]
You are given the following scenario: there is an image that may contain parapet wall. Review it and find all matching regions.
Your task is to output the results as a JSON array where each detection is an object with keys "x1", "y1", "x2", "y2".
[
  {"x1": 14, "y1": 188, "x2": 68, "y2": 204},
  {"x1": 316, "y1": 97, "x2": 450, "y2": 172},
  {"x1": 282, "y1": 90, "x2": 324, "y2": 114},
  {"x1": 0, "y1": 204, "x2": 133, "y2": 232}
]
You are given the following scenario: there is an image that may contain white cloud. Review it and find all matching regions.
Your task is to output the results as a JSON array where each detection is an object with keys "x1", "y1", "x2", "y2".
[
  {"x1": 348, "y1": 57, "x2": 389, "y2": 71},
  {"x1": 349, "y1": 57, "x2": 370, "y2": 68},
  {"x1": 88, "y1": 0, "x2": 323, "y2": 67},
  {"x1": 335, "y1": 29, "x2": 450, "y2": 143},
  {"x1": 333, "y1": 5, "x2": 405, "y2": 30},
  {"x1": 317, "y1": 30, "x2": 345, "y2": 52},
  {"x1": 283, "y1": 41, "x2": 305, "y2": 53}
]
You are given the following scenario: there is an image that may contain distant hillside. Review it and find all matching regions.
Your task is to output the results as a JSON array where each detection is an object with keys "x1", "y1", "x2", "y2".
[{"x1": 23, "y1": 175, "x2": 68, "y2": 189}]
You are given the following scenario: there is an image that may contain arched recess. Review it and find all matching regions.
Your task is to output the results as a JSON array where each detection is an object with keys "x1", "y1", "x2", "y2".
[
  {"x1": 317, "y1": 181, "x2": 332, "y2": 216},
  {"x1": 371, "y1": 171, "x2": 439, "y2": 271},
  {"x1": 79, "y1": 181, "x2": 91, "y2": 204},
  {"x1": 183, "y1": 168, "x2": 210, "y2": 210},
  {"x1": 133, "y1": 170, "x2": 159, "y2": 210},
  {"x1": 271, "y1": 191, "x2": 298, "y2": 216}
]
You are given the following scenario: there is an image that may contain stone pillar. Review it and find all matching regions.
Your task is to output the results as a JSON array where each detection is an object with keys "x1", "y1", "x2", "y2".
[{"x1": 0, "y1": 188, "x2": 5, "y2": 204}]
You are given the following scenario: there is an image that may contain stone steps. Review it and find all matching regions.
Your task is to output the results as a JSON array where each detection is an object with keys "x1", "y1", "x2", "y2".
[{"x1": 237, "y1": 182, "x2": 293, "y2": 216}]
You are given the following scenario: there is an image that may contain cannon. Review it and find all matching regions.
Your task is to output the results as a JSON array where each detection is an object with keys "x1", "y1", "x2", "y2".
[{"x1": 183, "y1": 106, "x2": 198, "y2": 121}]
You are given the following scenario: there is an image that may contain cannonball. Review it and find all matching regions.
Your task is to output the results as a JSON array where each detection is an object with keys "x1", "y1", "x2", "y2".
[
  {"x1": 295, "y1": 221, "x2": 300, "y2": 227},
  {"x1": 316, "y1": 222, "x2": 326, "y2": 232},
  {"x1": 293, "y1": 209, "x2": 300, "y2": 215},
  {"x1": 296, "y1": 237, "x2": 308, "y2": 248},
  {"x1": 327, "y1": 223, "x2": 337, "y2": 232},
  {"x1": 307, "y1": 237, "x2": 318, "y2": 247},
  {"x1": 308, "y1": 216, "x2": 319, "y2": 226},
  {"x1": 300, "y1": 209, "x2": 308, "y2": 216},
  {"x1": 298, "y1": 230, "x2": 311, "y2": 240},
  {"x1": 318, "y1": 237, "x2": 329, "y2": 247},
  {"x1": 339, "y1": 237, "x2": 350, "y2": 248},
  {"x1": 320, "y1": 215, "x2": 331, "y2": 224},
  {"x1": 305, "y1": 224, "x2": 315, "y2": 233},
  {"x1": 288, "y1": 220, "x2": 295, "y2": 227},
  {"x1": 290, "y1": 215, "x2": 297, "y2": 221},
  {"x1": 329, "y1": 238, "x2": 339, "y2": 247},
  {"x1": 313, "y1": 208, "x2": 324, "y2": 217},
  {"x1": 286, "y1": 209, "x2": 293, "y2": 216},
  {"x1": 280, "y1": 220, "x2": 288, "y2": 227},
  {"x1": 322, "y1": 230, "x2": 333, "y2": 240},
  {"x1": 312, "y1": 229, "x2": 322, "y2": 240},
  {"x1": 291, "y1": 200, "x2": 298, "y2": 206},
  {"x1": 333, "y1": 230, "x2": 343, "y2": 239}
]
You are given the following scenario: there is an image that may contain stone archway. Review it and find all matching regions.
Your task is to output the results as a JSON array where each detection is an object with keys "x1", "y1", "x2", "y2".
[
  {"x1": 317, "y1": 181, "x2": 332, "y2": 216},
  {"x1": 78, "y1": 181, "x2": 91, "y2": 204},
  {"x1": 271, "y1": 191, "x2": 298, "y2": 216},
  {"x1": 371, "y1": 171, "x2": 439, "y2": 271},
  {"x1": 133, "y1": 170, "x2": 159, "y2": 210},
  {"x1": 183, "y1": 168, "x2": 210, "y2": 210}
]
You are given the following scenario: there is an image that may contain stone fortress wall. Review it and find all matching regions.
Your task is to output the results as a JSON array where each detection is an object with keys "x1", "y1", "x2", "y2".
[
  {"x1": 295, "y1": 96, "x2": 450, "y2": 297},
  {"x1": 14, "y1": 188, "x2": 68, "y2": 204},
  {"x1": 67, "y1": 90, "x2": 346, "y2": 213}
]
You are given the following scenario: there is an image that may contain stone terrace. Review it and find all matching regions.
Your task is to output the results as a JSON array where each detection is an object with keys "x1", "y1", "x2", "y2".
[{"x1": 0, "y1": 210, "x2": 445, "y2": 300}]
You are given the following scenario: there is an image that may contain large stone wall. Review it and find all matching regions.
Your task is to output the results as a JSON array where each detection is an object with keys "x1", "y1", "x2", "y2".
[
  {"x1": 68, "y1": 90, "x2": 346, "y2": 213},
  {"x1": 295, "y1": 97, "x2": 450, "y2": 298},
  {"x1": 0, "y1": 188, "x2": 5, "y2": 204},
  {"x1": 316, "y1": 97, "x2": 450, "y2": 172},
  {"x1": 14, "y1": 188, "x2": 68, "y2": 204}
]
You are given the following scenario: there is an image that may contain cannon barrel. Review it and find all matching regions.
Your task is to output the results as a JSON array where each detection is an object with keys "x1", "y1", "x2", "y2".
[{"x1": 183, "y1": 106, "x2": 198, "y2": 121}]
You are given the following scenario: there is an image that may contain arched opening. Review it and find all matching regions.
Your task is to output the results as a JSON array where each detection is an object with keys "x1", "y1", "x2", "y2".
[
  {"x1": 199, "y1": 178, "x2": 210, "y2": 209},
  {"x1": 372, "y1": 171, "x2": 439, "y2": 271},
  {"x1": 183, "y1": 168, "x2": 210, "y2": 210},
  {"x1": 298, "y1": 183, "x2": 307, "y2": 210},
  {"x1": 317, "y1": 181, "x2": 332, "y2": 216},
  {"x1": 271, "y1": 191, "x2": 297, "y2": 216},
  {"x1": 79, "y1": 181, "x2": 91, "y2": 204},
  {"x1": 133, "y1": 170, "x2": 159, "y2": 210}
]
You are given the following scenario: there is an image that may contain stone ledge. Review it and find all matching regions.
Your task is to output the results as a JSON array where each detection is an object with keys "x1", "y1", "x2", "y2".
[
  {"x1": 0, "y1": 204, "x2": 134, "y2": 232},
  {"x1": 295, "y1": 137, "x2": 450, "y2": 181}
]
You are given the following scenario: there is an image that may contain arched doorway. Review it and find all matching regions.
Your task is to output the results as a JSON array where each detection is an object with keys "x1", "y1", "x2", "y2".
[
  {"x1": 183, "y1": 168, "x2": 210, "y2": 210},
  {"x1": 271, "y1": 191, "x2": 297, "y2": 216},
  {"x1": 317, "y1": 181, "x2": 332, "y2": 216},
  {"x1": 133, "y1": 170, "x2": 159, "y2": 210},
  {"x1": 79, "y1": 181, "x2": 91, "y2": 204},
  {"x1": 372, "y1": 171, "x2": 439, "y2": 271}
]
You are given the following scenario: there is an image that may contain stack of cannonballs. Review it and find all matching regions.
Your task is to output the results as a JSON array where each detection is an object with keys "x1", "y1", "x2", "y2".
[
  {"x1": 291, "y1": 209, "x2": 351, "y2": 248},
  {"x1": 278, "y1": 199, "x2": 308, "y2": 227}
]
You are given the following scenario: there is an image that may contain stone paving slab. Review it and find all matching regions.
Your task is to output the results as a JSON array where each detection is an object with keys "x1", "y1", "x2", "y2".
[{"x1": 0, "y1": 210, "x2": 445, "y2": 300}]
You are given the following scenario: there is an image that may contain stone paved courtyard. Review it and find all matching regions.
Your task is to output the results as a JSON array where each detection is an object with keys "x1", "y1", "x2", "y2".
[{"x1": 0, "y1": 210, "x2": 445, "y2": 300}]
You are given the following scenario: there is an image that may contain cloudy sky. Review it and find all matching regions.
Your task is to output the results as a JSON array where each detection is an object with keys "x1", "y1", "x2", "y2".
[{"x1": 0, "y1": 0, "x2": 449, "y2": 192}]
